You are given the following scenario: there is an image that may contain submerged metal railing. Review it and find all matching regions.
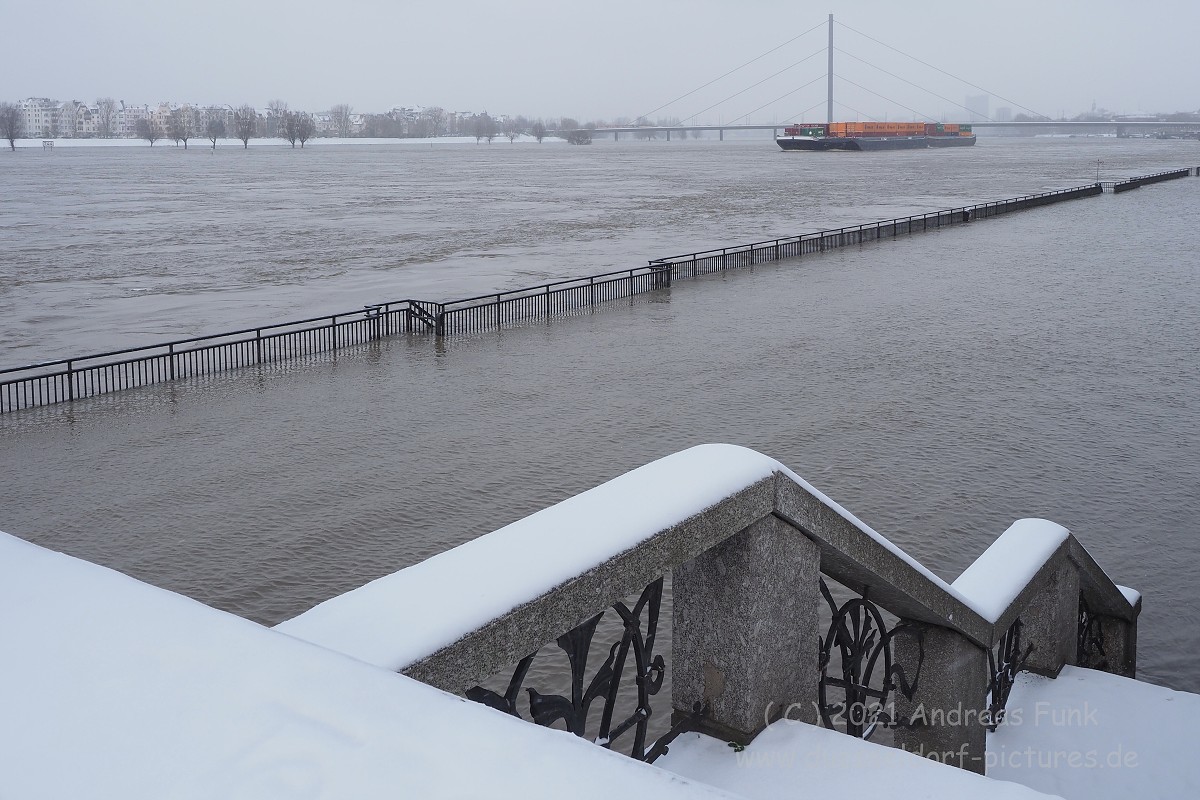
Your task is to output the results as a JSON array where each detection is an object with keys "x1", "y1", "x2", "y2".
[
  {"x1": 647, "y1": 184, "x2": 1102, "y2": 277},
  {"x1": 3, "y1": 173, "x2": 1188, "y2": 415},
  {"x1": 1111, "y1": 168, "x2": 1190, "y2": 193}
]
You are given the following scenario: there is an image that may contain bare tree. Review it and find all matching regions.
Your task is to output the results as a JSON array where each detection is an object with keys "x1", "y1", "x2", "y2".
[
  {"x1": 471, "y1": 112, "x2": 497, "y2": 143},
  {"x1": 0, "y1": 103, "x2": 22, "y2": 151},
  {"x1": 232, "y1": 105, "x2": 257, "y2": 148},
  {"x1": 531, "y1": 121, "x2": 546, "y2": 143},
  {"x1": 206, "y1": 117, "x2": 225, "y2": 150},
  {"x1": 281, "y1": 111, "x2": 300, "y2": 147},
  {"x1": 423, "y1": 106, "x2": 446, "y2": 137},
  {"x1": 296, "y1": 113, "x2": 316, "y2": 147},
  {"x1": 169, "y1": 107, "x2": 197, "y2": 149},
  {"x1": 267, "y1": 99, "x2": 289, "y2": 138},
  {"x1": 136, "y1": 118, "x2": 162, "y2": 146},
  {"x1": 329, "y1": 104, "x2": 353, "y2": 138},
  {"x1": 566, "y1": 129, "x2": 592, "y2": 145},
  {"x1": 502, "y1": 117, "x2": 521, "y2": 143},
  {"x1": 96, "y1": 97, "x2": 118, "y2": 138}
]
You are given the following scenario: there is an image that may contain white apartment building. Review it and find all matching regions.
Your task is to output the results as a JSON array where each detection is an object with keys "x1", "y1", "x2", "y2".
[{"x1": 19, "y1": 98, "x2": 60, "y2": 138}]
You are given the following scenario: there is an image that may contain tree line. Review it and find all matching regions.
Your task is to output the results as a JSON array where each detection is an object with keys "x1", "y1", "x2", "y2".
[{"x1": 0, "y1": 97, "x2": 679, "y2": 152}]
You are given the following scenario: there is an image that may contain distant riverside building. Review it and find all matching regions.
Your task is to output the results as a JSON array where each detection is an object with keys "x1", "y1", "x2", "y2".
[
  {"x1": 119, "y1": 104, "x2": 150, "y2": 137},
  {"x1": 19, "y1": 98, "x2": 59, "y2": 138},
  {"x1": 965, "y1": 94, "x2": 989, "y2": 122}
]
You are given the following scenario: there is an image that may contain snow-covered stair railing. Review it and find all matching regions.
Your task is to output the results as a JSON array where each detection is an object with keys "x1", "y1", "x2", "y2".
[{"x1": 278, "y1": 444, "x2": 1140, "y2": 774}]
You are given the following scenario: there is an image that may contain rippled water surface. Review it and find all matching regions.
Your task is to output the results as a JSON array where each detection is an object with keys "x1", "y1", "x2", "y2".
[{"x1": 2, "y1": 138, "x2": 1198, "y2": 697}]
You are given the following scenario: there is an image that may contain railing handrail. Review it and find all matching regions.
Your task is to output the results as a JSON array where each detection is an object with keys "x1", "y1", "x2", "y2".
[
  {"x1": 441, "y1": 264, "x2": 670, "y2": 309},
  {"x1": 0, "y1": 301, "x2": 413, "y2": 378},
  {"x1": 647, "y1": 183, "x2": 1098, "y2": 264}
]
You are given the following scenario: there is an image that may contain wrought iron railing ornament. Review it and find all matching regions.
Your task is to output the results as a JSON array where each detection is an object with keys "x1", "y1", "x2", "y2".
[
  {"x1": 986, "y1": 618, "x2": 1034, "y2": 730},
  {"x1": 466, "y1": 578, "x2": 667, "y2": 761},
  {"x1": 1076, "y1": 597, "x2": 1109, "y2": 670},
  {"x1": 817, "y1": 578, "x2": 924, "y2": 740}
]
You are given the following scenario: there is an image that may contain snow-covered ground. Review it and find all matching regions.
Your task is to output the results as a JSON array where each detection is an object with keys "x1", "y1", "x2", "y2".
[
  {"x1": 988, "y1": 668, "x2": 1200, "y2": 799},
  {"x1": 0, "y1": 530, "x2": 735, "y2": 800},
  {"x1": 657, "y1": 722, "x2": 1056, "y2": 799},
  {"x1": 659, "y1": 668, "x2": 1200, "y2": 800}
]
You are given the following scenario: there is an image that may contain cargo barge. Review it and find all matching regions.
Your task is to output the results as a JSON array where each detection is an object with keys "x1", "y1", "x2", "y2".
[{"x1": 777, "y1": 122, "x2": 975, "y2": 151}]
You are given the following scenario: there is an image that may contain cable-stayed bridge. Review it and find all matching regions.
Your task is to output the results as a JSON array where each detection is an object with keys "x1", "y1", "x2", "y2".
[
  {"x1": 599, "y1": 15, "x2": 1197, "y2": 142},
  {"x1": 593, "y1": 120, "x2": 1200, "y2": 141}
]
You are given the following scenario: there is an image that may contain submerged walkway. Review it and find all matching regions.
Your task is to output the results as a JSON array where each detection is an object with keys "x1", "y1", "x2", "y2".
[{"x1": 3, "y1": 169, "x2": 1194, "y2": 415}]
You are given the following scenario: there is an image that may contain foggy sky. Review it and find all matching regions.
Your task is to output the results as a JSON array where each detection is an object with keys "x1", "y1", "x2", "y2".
[{"x1": 3, "y1": 0, "x2": 1197, "y2": 123}]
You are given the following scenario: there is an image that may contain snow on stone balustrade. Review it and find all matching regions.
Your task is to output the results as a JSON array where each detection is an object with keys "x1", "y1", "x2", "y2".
[
  {"x1": 276, "y1": 443, "x2": 977, "y2": 673},
  {"x1": 951, "y1": 518, "x2": 1073, "y2": 624},
  {"x1": 0, "y1": 531, "x2": 739, "y2": 800},
  {"x1": 1116, "y1": 585, "x2": 1142, "y2": 607}
]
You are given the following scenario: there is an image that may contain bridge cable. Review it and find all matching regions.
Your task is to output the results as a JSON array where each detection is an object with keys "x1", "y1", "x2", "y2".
[
  {"x1": 724, "y1": 74, "x2": 827, "y2": 126},
  {"x1": 835, "y1": 75, "x2": 936, "y2": 122},
  {"x1": 831, "y1": 101, "x2": 881, "y2": 123},
  {"x1": 784, "y1": 98, "x2": 830, "y2": 124},
  {"x1": 635, "y1": 18, "x2": 827, "y2": 123},
  {"x1": 681, "y1": 47, "x2": 826, "y2": 125},
  {"x1": 836, "y1": 47, "x2": 996, "y2": 121},
  {"x1": 834, "y1": 19, "x2": 1049, "y2": 120}
]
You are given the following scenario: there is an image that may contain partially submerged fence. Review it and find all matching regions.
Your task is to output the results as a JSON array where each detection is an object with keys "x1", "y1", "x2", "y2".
[
  {"x1": 647, "y1": 184, "x2": 1101, "y2": 277},
  {"x1": 1, "y1": 304, "x2": 417, "y2": 413},
  {"x1": 2, "y1": 172, "x2": 1188, "y2": 415},
  {"x1": 1111, "y1": 167, "x2": 1191, "y2": 193}
]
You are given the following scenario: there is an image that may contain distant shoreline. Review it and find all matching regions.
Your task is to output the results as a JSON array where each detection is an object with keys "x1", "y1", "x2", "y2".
[{"x1": 5, "y1": 134, "x2": 570, "y2": 149}]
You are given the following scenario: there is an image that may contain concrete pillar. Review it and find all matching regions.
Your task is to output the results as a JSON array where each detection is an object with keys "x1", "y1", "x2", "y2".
[
  {"x1": 666, "y1": 130, "x2": 671, "y2": 141},
  {"x1": 892, "y1": 624, "x2": 989, "y2": 774},
  {"x1": 719, "y1": 128, "x2": 724, "y2": 141},
  {"x1": 1020, "y1": 561, "x2": 1079, "y2": 677},
  {"x1": 672, "y1": 514, "x2": 819, "y2": 743}
]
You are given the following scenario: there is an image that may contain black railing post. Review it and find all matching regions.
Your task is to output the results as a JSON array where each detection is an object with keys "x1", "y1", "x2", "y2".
[
  {"x1": 168, "y1": 344, "x2": 175, "y2": 380},
  {"x1": 255, "y1": 329, "x2": 262, "y2": 364},
  {"x1": 331, "y1": 316, "x2": 338, "y2": 350},
  {"x1": 66, "y1": 360, "x2": 74, "y2": 402}
]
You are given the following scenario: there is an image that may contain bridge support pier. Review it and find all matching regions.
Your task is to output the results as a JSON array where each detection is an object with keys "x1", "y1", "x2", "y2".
[
  {"x1": 666, "y1": 130, "x2": 670, "y2": 141},
  {"x1": 719, "y1": 128, "x2": 724, "y2": 141}
]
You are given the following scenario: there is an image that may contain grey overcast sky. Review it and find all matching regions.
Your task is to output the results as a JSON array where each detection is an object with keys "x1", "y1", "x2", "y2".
[{"x1": 3, "y1": 0, "x2": 1197, "y2": 122}]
